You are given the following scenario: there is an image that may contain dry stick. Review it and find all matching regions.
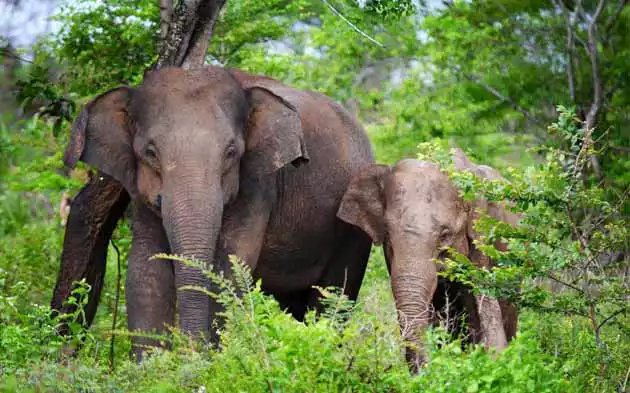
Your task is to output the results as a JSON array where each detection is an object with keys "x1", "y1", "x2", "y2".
[
  {"x1": 320, "y1": 0, "x2": 385, "y2": 48},
  {"x1": 621, "y1": 364, "x2": 630, "y2": 393},
  {"x1": 109, "y1": 240, "x2": 122, "y2": 371}
]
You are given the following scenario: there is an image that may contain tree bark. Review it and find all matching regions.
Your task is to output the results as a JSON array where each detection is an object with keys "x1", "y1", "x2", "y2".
[
  {"x1": 153, "y1": 0, "x2": 227, "y2": 70},
  {"x1": 159, "y1": 0, "x2": 173, "y2": 43}
]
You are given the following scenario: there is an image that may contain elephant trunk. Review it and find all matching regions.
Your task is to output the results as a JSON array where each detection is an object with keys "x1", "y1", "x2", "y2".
[
  {"x1": 389, "y1": 240, "x2": 438, "y2": 373},
  {"x1": 161, "y1": 175, "x2": 223, "y2": 339}
]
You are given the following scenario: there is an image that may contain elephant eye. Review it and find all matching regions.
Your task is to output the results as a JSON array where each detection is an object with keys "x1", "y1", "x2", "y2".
[
  {"x1": 438, "y1": 228, "x2": 452, "y2": 244},
  {"x1": 225, "y1": 143, "x2": 237, "y2": 160},
  {"x1": 145, "y1": 144, "x2": 158, "y2": 160}
]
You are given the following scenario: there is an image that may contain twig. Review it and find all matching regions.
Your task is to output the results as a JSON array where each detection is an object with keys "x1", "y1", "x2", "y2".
[
  {"x1": 109, "y1": 239, "x2": 122, "y2": 371},
  {"x1": 0, "y1": 47, "x2": 33, "y2": 64},
  {"x1": 320, "y1": 0, "x2": 385, "y2": 48},
  {"x1": 621, "y1": 364, "x2": 630, "y2": 393},
  {"x1": 605, "y1": 0, "x2": 628, "y2": 34},
  {"x1": 466, "y1": 74, "x2": 545, "y2": 127},
  {"x1": 597, "y1": 307, "x2": 628, "y2": 330},
  {"x1": 546, "y1": 272, "x2": 585, "y2": 294}
]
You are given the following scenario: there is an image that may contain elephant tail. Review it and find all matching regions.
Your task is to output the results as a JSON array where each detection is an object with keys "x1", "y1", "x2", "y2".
[{"x1": 51, "y1": 172, "x2": 130, "y2": 335}]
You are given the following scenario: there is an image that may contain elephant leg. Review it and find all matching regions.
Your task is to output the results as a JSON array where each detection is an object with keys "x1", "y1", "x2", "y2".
[
  {"x1": 475, "y1": 295, "x2": 508, "y2": 352},
  {"x1": 211, "y1": 175, "x2": 276, "y2": 340},
  {"x1": 126, "y1": 204, "x2": 175, "y2": 361},
  {"x1": 499, "y1": 300, "x2": 518, "y2": 341},
  {"x1": 273, "y1": 290, "x2": 310, "y2": 321},
  {"x1": 306, "y1": 223, "x2": 372, "y2": 311}
]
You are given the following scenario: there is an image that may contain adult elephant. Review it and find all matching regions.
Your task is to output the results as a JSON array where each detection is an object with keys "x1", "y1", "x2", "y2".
[
  {"x1": 336, "y1": 149, "x2": 519, "y2": 372},
  {"x1": 52, "y1": 66, "x2": 374, "y2": 359}
]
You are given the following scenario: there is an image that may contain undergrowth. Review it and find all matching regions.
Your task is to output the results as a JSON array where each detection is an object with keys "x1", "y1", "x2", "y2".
[{"x1": 1, "y1": 254, "x2": 577, "y2": 393}]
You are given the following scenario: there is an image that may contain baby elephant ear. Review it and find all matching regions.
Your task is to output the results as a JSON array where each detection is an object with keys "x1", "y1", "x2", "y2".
[
  {"x1": 337, "y1": 164, "x2": 390, "y2": 245},
  {"x1": 64, "y1": 87, "x2": 137, "y2": 196}
]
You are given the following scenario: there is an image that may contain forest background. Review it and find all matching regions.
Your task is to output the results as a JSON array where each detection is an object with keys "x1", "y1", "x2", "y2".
[{"x1": 0, "y1": 0, "x2": 628, "y2": 392}]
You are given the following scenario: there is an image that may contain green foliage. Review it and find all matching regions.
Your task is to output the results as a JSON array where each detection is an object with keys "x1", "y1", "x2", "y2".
[
  {"x1": 0, "y1": 280, "x2": 95, "y2": 373},
  {"x1": 416, "y1": 327, "x2": 576, "y2": 393},
  {"x1": 420, "y1": 107, "x2": 629, "y2": 392},
  {"x1": 51, "y1": 0, "x2": 159, "y2": 94},
  {"x1": 1, "y1": 1, "x2": 628, "y2": 392},
  {"x1": 2, "y1": 255, "x2": 575, "y2": 393}
]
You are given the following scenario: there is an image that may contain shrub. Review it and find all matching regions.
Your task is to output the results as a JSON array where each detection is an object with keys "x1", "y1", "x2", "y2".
[{"x1": 417, "y1": 106, "x2": 629, "y2": 392}]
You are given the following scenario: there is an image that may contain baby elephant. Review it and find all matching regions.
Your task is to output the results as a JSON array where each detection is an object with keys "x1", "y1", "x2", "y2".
[{"x1": 337, "y1": 149, "x2": 519, "y2": 372}]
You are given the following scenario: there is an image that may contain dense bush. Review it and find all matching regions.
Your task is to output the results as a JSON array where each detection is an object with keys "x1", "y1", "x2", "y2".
[
  {"x1": 417, "y1": 106, "x2": 629, "y2": 392},
  {"x1": 2, "y1": 255, "x2": 577, "y2": 393},
  {"x1": 1, "y1": 0, "x2": 628, "y2": 391}
]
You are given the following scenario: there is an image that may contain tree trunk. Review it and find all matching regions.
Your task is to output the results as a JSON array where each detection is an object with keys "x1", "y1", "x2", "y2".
[{"x1": 153, "y1": 0, "x2": 227, "y2": 70}]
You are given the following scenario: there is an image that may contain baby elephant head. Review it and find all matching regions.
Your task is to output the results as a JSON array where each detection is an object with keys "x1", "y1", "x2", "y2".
[{"x1": 337, "y1": 158, "x2": 515, "y2": 372}]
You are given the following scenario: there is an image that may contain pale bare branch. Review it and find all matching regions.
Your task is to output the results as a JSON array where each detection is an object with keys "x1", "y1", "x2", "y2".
[
  {"x1": 583, "y1": 0, "x2": 607, "y2": 179},
  {"x1": 321, "y1": 0, "x2": 385, "y2": 48},
  {"x1": 552, "y1": 0, "x2": 578, "y2": 102}
]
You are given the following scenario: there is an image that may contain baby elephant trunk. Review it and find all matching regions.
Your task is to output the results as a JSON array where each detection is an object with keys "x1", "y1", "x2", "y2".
[{"x1": 389, "y1": 245, "x2": 438, "y2": 373}]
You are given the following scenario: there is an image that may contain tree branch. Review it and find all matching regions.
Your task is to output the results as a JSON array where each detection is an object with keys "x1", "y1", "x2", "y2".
[
  {"x1": 0, "y1": 46, "x2": 33, "y2": 64},
  {"x1": 182, "y1": 0, "x2": 227, "y2": 68},
  {"x1": 597, "y1": 307, "x2": 628, "y2": 331},
  {"x1": 466, "y1": 74, "x2": 545, "y2": 128},
  {"x1": 546, "y1": 272, "x2": 585, "y2": 294},
  {"x1": 321, "y1": 0, "x2": 385, "y2": 48},
  {"x1": 604, "y1": 0, "x2": 628, "y2": 34},
  {"x1": 584, "y1": 0, "x2": 607, "y2": 179},
  {"x1": 552, "y1": 0, "x2": 578, "y2": 102}
]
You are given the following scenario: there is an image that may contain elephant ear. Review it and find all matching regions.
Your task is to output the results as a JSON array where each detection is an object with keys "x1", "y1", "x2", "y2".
[
  {"x1": 337, "y1": 164, "x2": 390, "y2": 245},
  {"x1": 231, "y1": 72, "x2": 309, "y2": 175},
  {"x1": 64, "y1": 87, "x2": 137, "y2": 196}
]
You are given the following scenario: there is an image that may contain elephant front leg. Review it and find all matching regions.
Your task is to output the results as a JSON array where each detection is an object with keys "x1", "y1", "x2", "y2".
[
  {"x1": 475, "y1": 295, "x2": 508, "y2": 353},
  {"x1": 210, "y1": 175, "x2": 276, "y2": 342},
  {"x1": 126, "y1": 204, "x2": 175, "y2": 361}
]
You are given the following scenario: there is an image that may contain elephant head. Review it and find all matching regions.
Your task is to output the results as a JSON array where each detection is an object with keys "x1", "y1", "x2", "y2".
[
  {"x1": 337, "y1": 156, "x2": 518, "y2": 371},
  {"x1": 64, "y1": 66, "x2": 309, "y2": 338}
]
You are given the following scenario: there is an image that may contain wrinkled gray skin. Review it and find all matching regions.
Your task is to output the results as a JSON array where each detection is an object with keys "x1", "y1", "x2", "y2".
[
  {"x1": 337, "y1": 150, "x2": 519, "y2": 372},
  {"x1": 62, "y1": 66, "x2": 374, "y2": 359}
]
